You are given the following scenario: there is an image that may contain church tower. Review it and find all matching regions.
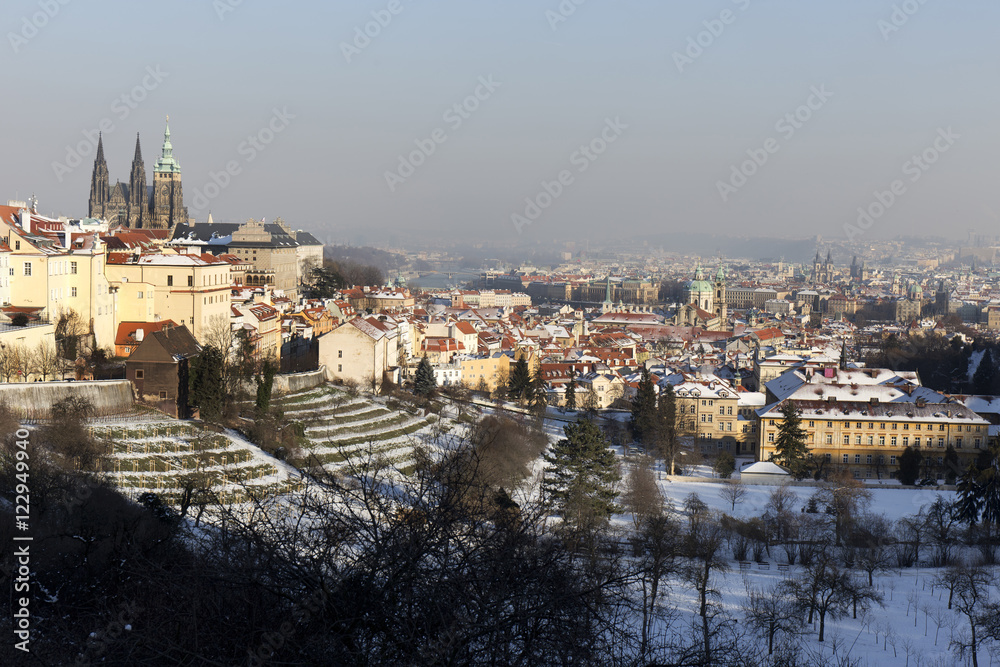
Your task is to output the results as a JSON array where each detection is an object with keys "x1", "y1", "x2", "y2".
[
  {"x1": 127, "y1": 133, "x2": 147, "y2": 228},
  {"x1": 88, "y1": 133, "x2": 110, "y2": 219},
  {"x1": 151, "y1": 117, "x2": 188, "y2": 229},
  {"x1": 714, "y1": 265, "x2": 727, "y2": 322}
]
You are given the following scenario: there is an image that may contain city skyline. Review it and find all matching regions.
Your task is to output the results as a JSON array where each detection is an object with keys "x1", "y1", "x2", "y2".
[{"x1": 2, "y1": 1, "x2": 998, "y2": 244}]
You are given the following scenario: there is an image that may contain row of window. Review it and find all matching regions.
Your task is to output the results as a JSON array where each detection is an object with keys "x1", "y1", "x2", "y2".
[
  {"x1": 50, "y1": 287, "x2": 77, "y2": 300},
  {"x1": 780, "y1": 419, "x2": 981, "y2": 433},
  {"x1": 767, "y1": 433, "x2": 981, "y2": 449}
]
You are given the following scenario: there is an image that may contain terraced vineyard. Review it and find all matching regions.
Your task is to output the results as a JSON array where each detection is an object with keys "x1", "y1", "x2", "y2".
[
  {"x1": 90, "y1": 421, "x2": 302, "y2": 505},
  {"x1": 277, "y1": 385, "x2": 438, "y2": 474}
]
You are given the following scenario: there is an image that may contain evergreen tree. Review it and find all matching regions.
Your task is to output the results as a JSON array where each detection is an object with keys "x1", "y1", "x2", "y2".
[
  {"x1": 973, "y1": 349, "x2": 994, "y2": 395},
  {"x1": 255, "y1": 359, "x2": 277, "y2": 414},
  {"x1": 565, "y1": 370, "x2": 577, "y2": 410},
  {"x1": 655, "y1": 384, "x2": 680, "y2": 475},
  {"x1": 956, "y1": 463, "x2": 982, "y2": 527},
  {"x1": 189, "y1": 345, "x2": 225, "y2": 421},
  {"x1": 713, "y1": 451, "x2": 735, "y2": 479},
  {"x1": 528, "y1": 366, "x2": 548, "y2": 411},
  {"x1": 630, "y1": 368, "x2": 658, "y2": 445},
  {"x1": 507, "y1": 356, "x2": 532, "y2": 401},
  {"x1": 543, "y1": 419, "x2": 621, "y2": 528},
  {"x1": 771, "y1": 402, "x2": 810, "y2": 479},
  {"x1": 414, "y1": 355, "x2": 436, "y2": 396},
  {"x1": 897, "y1": 446, "x2": 922, "y2": 486}
]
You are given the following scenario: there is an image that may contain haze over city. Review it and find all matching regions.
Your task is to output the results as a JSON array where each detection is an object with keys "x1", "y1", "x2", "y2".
[{"x1": 2, "y1": 0, "x2": 999, "y2": 245}]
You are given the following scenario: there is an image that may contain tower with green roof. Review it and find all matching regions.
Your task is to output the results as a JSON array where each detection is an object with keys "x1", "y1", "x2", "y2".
[{"x1": 151, "y1": 116, "x2": 188, "y2": 229}]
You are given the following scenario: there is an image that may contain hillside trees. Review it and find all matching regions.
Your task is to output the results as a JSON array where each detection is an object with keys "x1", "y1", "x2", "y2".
[{"x1": 543, "y1": 419, "x2": 620, "y2": 533}]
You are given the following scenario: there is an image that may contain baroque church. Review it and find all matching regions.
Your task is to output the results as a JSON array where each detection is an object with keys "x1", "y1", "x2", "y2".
[
  {"x1": 673, "y1": 265, "x2": 727, "y2": 331},
  {"x1": 88, "y1": 118, "x2": 188, "y2": 229}
]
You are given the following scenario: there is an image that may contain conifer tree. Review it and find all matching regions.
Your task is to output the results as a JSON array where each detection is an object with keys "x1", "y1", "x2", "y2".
[
  {"x1": 771, "y1": 401, "x2": 810, "y2": 479},
  {"x1": 543, "y1": 419, "x2": 621, "y2": 528},
  {"x1": 528, "y1": 366, "x2": 548, "y2": 411},
  {"x1": 189, "y1": 345, "x2": 225, "y2": 421},
  {"x1": 507, "y1": 355, "x2": 532, "y2": 401},
  {"x1": 630, "y1": 368, "x2": 658, "y2": 445},
  {"x1": 414, "y1": 355, "x2": 436, "y2": 396},
  {"x1": 565, "y1": 370, "x2": 577, "y2": 410},
  {"x1": 655, "y1": 384, "x2": 680, "y2": 475},
  {"x1": 897, "y1": 446, "x2": 923, "y2": 486}
]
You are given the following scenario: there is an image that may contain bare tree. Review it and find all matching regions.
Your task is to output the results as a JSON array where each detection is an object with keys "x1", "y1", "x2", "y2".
[
  {"x1": 35, "y1": 341, "x2": 59, "y2": 381},
  {"x1": 13, "y1": 344, "x2": 35, "y2": 382},
  {"x1": 720, "y1": 479, "x2": 748, "y2": 513},
  {"x1": 949, "y1": 564, "x2": 993, "y2": 667},
  {"x1": 786, "y1": 549, "x2": 859, "y2": 642},
  {"x1": 681, "y1": 507, "x2": 730, "y2": 663},
  {"x1": 0, "y1": 344, "x2": 15, "y2": 382},
  {"x1": 743, "y1": 581, "x2": 799, "y2": 656}
]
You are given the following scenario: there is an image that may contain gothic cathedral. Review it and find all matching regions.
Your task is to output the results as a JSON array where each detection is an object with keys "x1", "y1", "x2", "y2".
[{"x1": 88, "y1": 118, "x2": 188, "y2": 229}]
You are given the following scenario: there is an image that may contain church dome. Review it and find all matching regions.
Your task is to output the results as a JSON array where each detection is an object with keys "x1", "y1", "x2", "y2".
[{"x1": 687, "y1": 265, "x2": 712, "y2": 294}]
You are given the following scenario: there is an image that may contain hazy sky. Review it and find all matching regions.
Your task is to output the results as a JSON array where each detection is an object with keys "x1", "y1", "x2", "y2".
[{"x1": 2, "y1": 0, "x2": 998, "y2": 246}]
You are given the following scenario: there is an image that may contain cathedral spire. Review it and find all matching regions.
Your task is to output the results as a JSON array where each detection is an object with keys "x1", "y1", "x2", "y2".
[
  {"x1": 154, "y1": 115, "x2": 181, "y2": 174},
  {"x1": 133, "y1": 132, "x2": 143, "y2": 162},
  {"x1": 96, "y1": 132, "x2": 106, "y2": 164}
]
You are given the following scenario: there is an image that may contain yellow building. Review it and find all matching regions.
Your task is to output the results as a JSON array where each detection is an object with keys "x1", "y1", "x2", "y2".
[
  {"x1": 459, "y1": 353, "x2": 511, "y2": 393},
  {"x1": 674, "y1": 376, "x2": 748, "y2": 455},
  {"x1": 758, "y1": 390, "x2": 989, "y2": 480},
  {"x1": 0, "y1": 208, "x2": 115, "y2": 349},
  {"x1": 105, "y1": 253, "x2": 232, "y2": 344}
]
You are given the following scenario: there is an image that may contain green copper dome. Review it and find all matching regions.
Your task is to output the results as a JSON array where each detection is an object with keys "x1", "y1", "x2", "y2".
[{"x1": 687, "y1": 266, "x2": 712, "y2": 294}]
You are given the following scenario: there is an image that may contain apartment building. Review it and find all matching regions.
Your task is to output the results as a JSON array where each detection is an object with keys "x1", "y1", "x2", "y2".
[
  {"x1": 758, "y1": 384, "x2": 989, "y2": 480},
  {"x1": 105, "y1": 253, "x2": 232, "y2": 343}
]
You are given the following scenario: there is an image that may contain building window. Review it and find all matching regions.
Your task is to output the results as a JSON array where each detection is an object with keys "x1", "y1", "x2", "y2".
[
  {"x1": 891, "y1": 436, "x2": 897, "y2": 447},
  {"x1": 855, "y1": 454, "x2": 861, "y2": 464},
  {"x1": 337, "y1": 364, "x2": 342, "y2": 372},
  {"x1": 22, "y1": 262, "x2": 30, "y2": 276},
  {"x1": 938, "y1": 438, "x2": 945, "y2": 448},
  {"x1": 71, "y1": 287, "x2": 77, "y2": 297},
  {"x1": 809, "y1": 421, "x2": 814, "y2": 428},
  {"x1": 188, "y1": 275, "x2": 193, "y2": 287},
  {"x1": 719, "y1": 406, "x2": 725, "y2": 415},
  {"x1": 727, "y1": 406, "x2": 732, "y2": 415},
  {"x1": 135, "y1": 370, "x2": 144, "y2": 379},
  {"x1": 167, "y1": 275, "x2": 173, "y2": 286},
  {"x1": 338, "y1": 350, "x2": 343, "y2": 358},
  {"x1": 890, "y1": 456, "x2": 897, "y2": 465},
  {"x1": 843, "y1": 454, "x2": 849, "y2": 463},
  {"x1": 914, "y1": 437, "x2": 921, "y2": 447},
  {"x1": 939, "y1": 425, "x2": 945, "y2": 431},
  {"x1": 826, "y1": 434, "x2": 833, "y2": 444},
  {"x1": 159, "y1": 391, "x2": 168, "y2": 399},
  {"x1": 14, "y1": 241, "x2": 20, "y2": 250},
  {"x1": 827, "y1": 421, "x2": 833, "y2": 428},
  {"x1": 768, "y1": 433, "x2": 774, "y2": 443},
  {"x1": 856, "y1": 435, "x2": 862, "y2": 445},
  {"x1": 975, "y1": 438, "x2": 982, "y2": 449},
  {"x1": 879, "y1": 436, "x2": 885, "y2": 446},
  {"x1": 137, "y1": 292, "x2": 143, "y2": 299},
  {"x1": 866, "y1": 454, "x2": 872, "y2": 464},
  {"x1": 867, "y1": 436, "x2": 874, "y2": 445},
  {"x1": 956, "y1": 437, "x2": 963, "y2": 449},
  {"x1": 71, "y1": 261, "x2": 77, "y2": 274},
  {"x1": 843, "y1": 435, "x2": 850, "y2": 445}
]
